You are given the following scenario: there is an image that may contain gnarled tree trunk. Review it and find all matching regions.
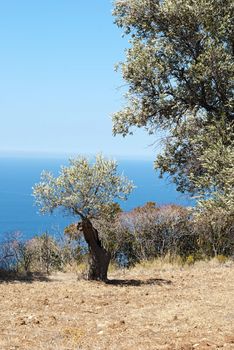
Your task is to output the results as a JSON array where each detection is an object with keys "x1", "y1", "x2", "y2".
[{"x1": 78, "y1": 219, "x2": 111, "y2": 281}]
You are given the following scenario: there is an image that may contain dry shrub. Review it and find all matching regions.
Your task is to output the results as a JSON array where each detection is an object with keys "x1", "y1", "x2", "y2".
[
  {"x1": 97, "y1": 203, "x2": 196, "y2": 266},
  {"x1": 95, "y1": 202, "x2": 233, "y2": 268},
  {"x1": 216, "y1": 254, "x2": 229, "y2": 264},
  {"x1": 194, "y1": 207, "x2": 234, "y2": 257},
  {"x1": 0, "y1": 232, "x2": 84, "y2": 275}
]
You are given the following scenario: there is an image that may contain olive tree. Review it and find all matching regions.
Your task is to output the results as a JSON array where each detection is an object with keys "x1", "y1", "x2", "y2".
[
  {"x1": 33, "y1": 155, "x2": 133, "y2": 281},
  {"x1": 112, "y1": 0, "x2": 234, "y2": 194},
  {"x1": 189, "y1": 121, "x2": 234, "y2": 209}
]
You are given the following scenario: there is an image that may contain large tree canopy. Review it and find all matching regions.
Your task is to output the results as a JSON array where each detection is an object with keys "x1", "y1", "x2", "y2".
[
  {"x1": 33, "y1": 154, "x2": 134, "y2": 280},
  {"x1": 112, "y1": 0, "x2": 234, "y2": 193}
]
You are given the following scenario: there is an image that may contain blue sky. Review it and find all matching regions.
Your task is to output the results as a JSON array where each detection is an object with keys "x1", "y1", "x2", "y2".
[{"x1": 0, "y1": 0, "x2": 156, "y2": 159}]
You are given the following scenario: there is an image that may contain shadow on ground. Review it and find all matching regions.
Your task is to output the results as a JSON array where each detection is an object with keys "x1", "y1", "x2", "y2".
[
  {"x1": 106, "y1": 278, "x2": 172, "y2": 287},
  {"x1": 0, "y1": 271, "x2": 50, "y2": 284}
]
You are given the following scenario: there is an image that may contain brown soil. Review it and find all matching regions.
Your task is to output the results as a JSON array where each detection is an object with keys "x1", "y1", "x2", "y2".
[{"x1": 0, "y1": 260, "x2": 233, "y2": 350}]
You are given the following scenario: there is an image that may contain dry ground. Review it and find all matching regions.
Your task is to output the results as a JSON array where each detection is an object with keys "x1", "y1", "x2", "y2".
[{"x1": 0, "y1": 260, "x2": 233, "y2": 350}]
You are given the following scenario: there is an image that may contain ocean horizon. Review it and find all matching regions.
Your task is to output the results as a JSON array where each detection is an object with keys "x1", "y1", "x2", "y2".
[{"x1": 0, "y1": 155, "x2": 194, "y2": 240}]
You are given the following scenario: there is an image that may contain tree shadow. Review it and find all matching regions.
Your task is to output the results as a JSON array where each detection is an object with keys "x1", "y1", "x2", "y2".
[
  {"x1": 0, "y1": 271, "x2": 50, "y2": 284},
  {"x1": 106, "y1": 277, "x2": 172, "y2": 287}
]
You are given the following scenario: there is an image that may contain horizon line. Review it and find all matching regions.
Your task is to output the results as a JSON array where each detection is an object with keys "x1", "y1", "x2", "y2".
[{"x1": 0, "y1": 149, "x2": 155, "y2": 161}]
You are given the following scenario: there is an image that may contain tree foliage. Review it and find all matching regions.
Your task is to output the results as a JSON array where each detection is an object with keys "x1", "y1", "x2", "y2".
[
  {"x1": 112, "y1": 0, "x2": 234, "y2": 193},
  {"x1": 190, "y1": 120, "x2": 234, "y2": 211},
  {"x1": 33, "y1": 154, "x2": 133, "y2": 220}
]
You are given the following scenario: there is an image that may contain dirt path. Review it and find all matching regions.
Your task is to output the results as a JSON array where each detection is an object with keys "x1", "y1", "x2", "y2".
[{"x1": 0, "y1": 261, "x2": 233, "y2": 349}]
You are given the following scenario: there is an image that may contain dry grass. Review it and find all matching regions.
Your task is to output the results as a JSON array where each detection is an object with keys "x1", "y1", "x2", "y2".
[{"x1": 0, "y1": 259, "x2": 234, "y2": 350}]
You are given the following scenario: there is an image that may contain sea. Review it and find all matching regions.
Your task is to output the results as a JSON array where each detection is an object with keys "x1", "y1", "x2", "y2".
[{"x1": 0, "y1": 156, "x2": 194, "y2": 241}]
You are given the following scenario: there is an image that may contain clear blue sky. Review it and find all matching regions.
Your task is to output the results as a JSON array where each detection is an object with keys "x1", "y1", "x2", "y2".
[{"x1": 0, "y1": 0, "x2": 156, "y2": 159}]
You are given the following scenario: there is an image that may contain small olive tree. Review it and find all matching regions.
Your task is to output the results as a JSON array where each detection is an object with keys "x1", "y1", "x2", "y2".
[{"x1": 33, "y1": 155, "x2": 133, "y2": 281}]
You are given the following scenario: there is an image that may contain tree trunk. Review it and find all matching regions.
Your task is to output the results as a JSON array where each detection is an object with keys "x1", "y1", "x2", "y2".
[{"x1": 79, "y1": 219, "x2": 111, "y2": 281}]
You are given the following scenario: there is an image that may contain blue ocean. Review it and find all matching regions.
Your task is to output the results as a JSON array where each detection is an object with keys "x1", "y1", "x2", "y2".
[{"x1": 0, "y1": 156, "x2": 194, "y2": 240}]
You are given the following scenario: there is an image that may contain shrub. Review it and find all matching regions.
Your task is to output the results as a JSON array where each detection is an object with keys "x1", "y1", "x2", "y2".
[
  {"x1": 194, "y1": 207, "x2": 234, "y2": 257},
  {"x1": 216, "y1": 255, "x2": 229, "y2": 264},
  {"x1": 186, "y1": 255, "x2": 195, "y2": 266}
]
